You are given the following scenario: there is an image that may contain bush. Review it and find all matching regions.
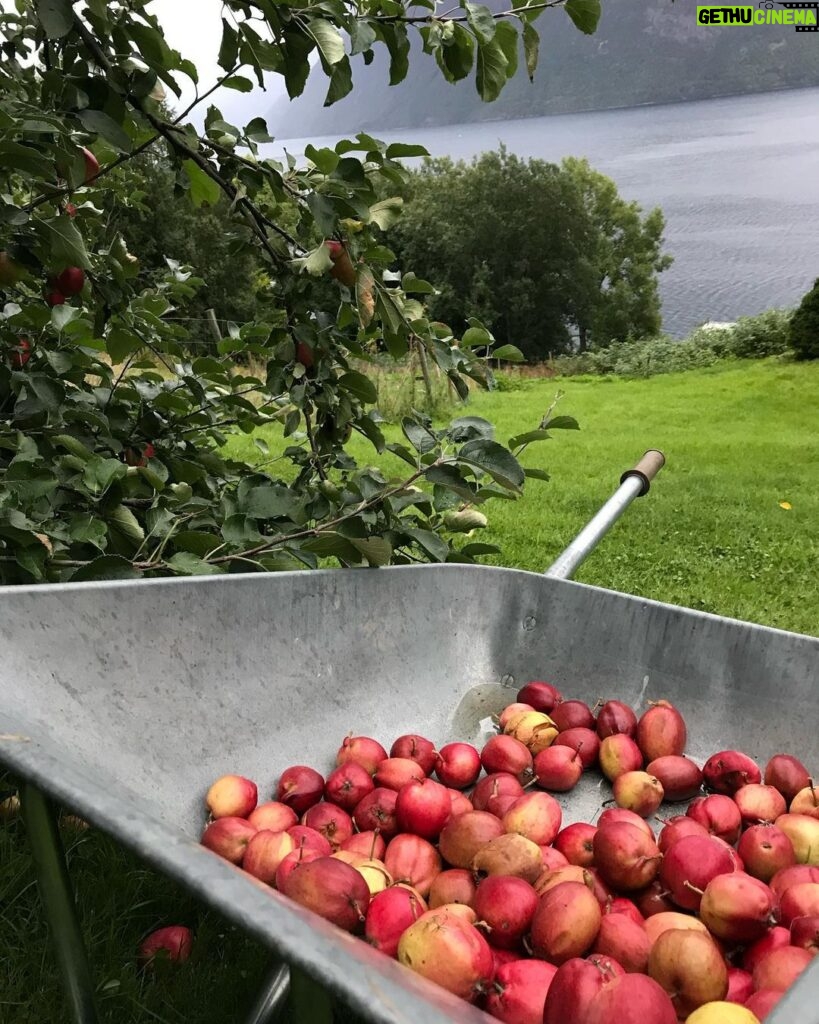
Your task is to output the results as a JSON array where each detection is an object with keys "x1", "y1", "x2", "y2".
[
  {"x1": 547, "y1": 309, "x2": 793, "y2": 379},
  {"x1": 729, "y1": 309, "x2": 792, "y2": 358},
  {"x1": 790, "y1": 279, "x2": 819, "y2": 360}
]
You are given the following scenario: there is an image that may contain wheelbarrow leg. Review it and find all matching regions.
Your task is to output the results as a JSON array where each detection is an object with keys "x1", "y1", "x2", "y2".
[
  {"x1": 244, "y1": 960, "x2": 290, "y2": 1024},
  {"x1": 20, "y1": 783, "x2": 98, "y2": 1024},
  {"x1": 244, "y1": 963, "x2": 333, "y2": 1024}
]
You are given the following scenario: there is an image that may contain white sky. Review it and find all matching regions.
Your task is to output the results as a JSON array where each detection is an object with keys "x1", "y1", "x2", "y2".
[
  {"x1": 148, "y1": 0, "x2": 284, "y2": 126},
  {"x1": 0, "y1": 0, "x2": 283, "y2": 129}
]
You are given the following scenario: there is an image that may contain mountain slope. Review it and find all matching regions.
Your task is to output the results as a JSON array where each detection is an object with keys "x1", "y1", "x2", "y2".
[{"x1": 271, "y1": 1, "x2": 819, "y2": 136}]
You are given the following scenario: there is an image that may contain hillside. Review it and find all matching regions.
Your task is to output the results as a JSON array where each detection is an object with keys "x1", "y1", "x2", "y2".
[{"x1": 271, "y1": 0, "x2": 819, "y2": 136}]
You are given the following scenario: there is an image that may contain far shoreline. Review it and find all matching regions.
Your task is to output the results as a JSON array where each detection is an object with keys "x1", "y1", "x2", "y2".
[{"x1": 276, "y1": 83, "x2": 819, "y2": 148}]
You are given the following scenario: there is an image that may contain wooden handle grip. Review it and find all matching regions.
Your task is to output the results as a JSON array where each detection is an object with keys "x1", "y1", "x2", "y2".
[{"x1": 620, "y1": 449, "x2": 665, "y2": 495}]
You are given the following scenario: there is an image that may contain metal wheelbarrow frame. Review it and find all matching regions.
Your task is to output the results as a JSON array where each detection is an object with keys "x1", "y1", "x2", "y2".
[{"x1": 2, "y1": 451, "x2": 818, "y2": 1024}]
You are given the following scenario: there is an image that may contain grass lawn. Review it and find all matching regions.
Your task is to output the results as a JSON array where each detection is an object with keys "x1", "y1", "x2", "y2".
[
  {"x1": 229, "y1": 358, "x2": 819, "y2": 635},
  {"x1": 2, "y1": 358, "x2": 817, "y2": 1024}
]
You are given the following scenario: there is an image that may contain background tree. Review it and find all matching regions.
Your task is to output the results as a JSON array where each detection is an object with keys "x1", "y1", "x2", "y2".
[
  {"x1": 389, "y1": 149, "x2": 671, "y2": 358},
  {"x1": 562, "y1": 157, "x2": 672, "y2": 350},
  {"x1": 789, "y1": 277, "x2": 819, "y2": 361},
  {"x1": 0, "y1": 0, "x2": 598, "y2": 585},
  {"x1": 108, "y1": 148, "x2": 280, "y2": 351}
]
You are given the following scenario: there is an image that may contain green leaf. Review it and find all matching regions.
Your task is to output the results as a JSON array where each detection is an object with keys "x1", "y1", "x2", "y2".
[
  {"x1": 82, "y1": 456, "x2": 127, "y2": 495},
  {"x1": 440, "y1": 24, "x2": 475, "y2": 82},
  {"x1": 306, "y1": 193, "x2": 338, "y2": 236},
  {"x1": 356, "y1": 415, "x2": 385, "y2": 454},
  {"x1": 68, "y1": 513, "x2": 107, "y2": 549},
  {"x1": 281, "y1": 24, "x2": 314, "y2": 99},
  {"x1": 106, "y1": 327, "x2": 142, "y2": 364},
  {"x1": 369, "y1": 196, "x2": 403, "y2": 230},
  {"x1": 218, "y1": 18, "x2": 239, "y2": 69},
  {"x1": 0, "y1": 141, "x2": 53, "y2": 179},
  {"x1": 401, "y1": 273, "x2": 434, "y2": 294},
  {"x1": 509, "y1": 428, "x2": 550, "y2": 447},
  {"x1": 402, "y1": 418, "x2": 437, "y2": 455},
  {"x1": 404, "y1": 528, "x2": 449, "y2": 562},
  {"x1": 303, "y1": 533, "x2": 360, "y2": 562},
  {"x1": 379, "y1": 24, "x2": 410, "y2": 86},
  {"x1": 51, "y1": 304, "x2": 81, "y2": 332},
  {"x1": 339, "y1": 371, "x2": 377, "y2": 404},
  {"x1": 492, "y1": 344, "x2": 525, "y2": 363},
  {"x1": 458, "y1": 439, "x2": 525, "y2": 491},
  {"x1": 221, "y1": 514, "x2": 263, "y2": 546},
  {"x1": 564, "y1": 0, "x2": 602, "y2": 34},
  {"x1": 35, "y1": 0, "x2": 74, "y2": 38},
  {"x1": 494, "y1": 21, "x2": 518, "y2": 80},
  {"x1": 222, "y1": 75, "x2": 254, "y2": 92},
  {"x1": 522, "y1": 22, "x2": 539, "y2": 81},
  {"x1": 386, "y1": 443, "x2": 419, "y2": 468},
  {"x1": 245, "y1": 117, "x2": 275, "y2": 144},
  {"x1": 385, "y1": 143, "x2": 429, "y2": 159},
  {"x1": 245, "y1": 484, "x2": 298, "y2": 519},
  {"x1": 77, "y1": 110, "x2": 132, "y2": 152},
  {"x1": 299, "y1": 243, "x2": 334, "y2": 276},
  {"x1": 29, "y1": 374, "x2": 64, "y2": 410},
  {"x1": 544, "y1": 415, "x2": 580, "y2": 430},
  {"x1": 71, "y1": 556, "x2": 140, "y2": 582},
  {"x1": 53, "y1": 435, "x2": 93, "y2": 462},
  {"x1": 182, "y1": 160, "x2": 221, "y2": 207},
  {"x1": 305, "y1": 145, "x2": 340, "y2": 174},
  {"x1": 3, "y1": 464, "x2": 59, "y2": 501},
  {"x1": 173, "y1": 531, "x2": 223, "y2": 557},
  {"x1": 349, "y1": 20, "x2": 377, "y2": 55},
  {"x1": 524, "y1": 467, "x2": 551, "y2": 481},
  {"x1": 448, "y1": 416, "x2": 494, "y2": 442},
  {"x1": 108, "y1": 505, "x2": 144, "y2": 544},
  {"x1": 324, "y1": 56, "x2": 353, "y2": 106},
  {"x1": 475, "y1": 38, "x2": 508, "y2": 102},
  {"x1": 167, "y1": 552, "x2": 225, "y2": 576},
  {"x1": 357, "y1": 265, "x2": 376, "y2": 328},
  {"x1": 350, "y1": 536, "x2": 392, "y2": 567},
  {"x1": 461, "y1": 542, "x2": 501, "y2": 557},
  {"x1": 461, "y1": 326, "x2": 493, "y2": 348},
  {"x1": 34, "y1": 216, "x2": 91, "y2": 269},
  {"x1": 305, "y1": 18, "x2": 346, "y2": 65},
  {"x1": 465, "y1": 2, "x2": 497, "y2": 44},
  {"x1": 425, "y1": 463, "x2": 476, "y2": 501}
]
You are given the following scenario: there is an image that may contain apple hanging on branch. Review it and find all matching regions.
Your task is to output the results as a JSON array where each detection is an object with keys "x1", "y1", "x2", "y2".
[{"x1": 324, "y1": 240, "x2": 357, "y2": 289}]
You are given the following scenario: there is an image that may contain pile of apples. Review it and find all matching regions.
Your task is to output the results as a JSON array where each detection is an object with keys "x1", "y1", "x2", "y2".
[{"x1": 198, "y1": 682, "x2": 819, "y2": 1023}]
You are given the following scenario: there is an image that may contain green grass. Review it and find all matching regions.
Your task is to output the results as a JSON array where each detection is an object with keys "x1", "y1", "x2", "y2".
[
  {"x1": 2, "y1": 359, "x2": 818, "y2": 1024},
  {"x1": 230, "y1": 358, "x2": 819, "y2": 635}
]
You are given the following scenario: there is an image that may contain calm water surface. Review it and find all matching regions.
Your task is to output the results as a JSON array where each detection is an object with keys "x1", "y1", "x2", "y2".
[{"x1": 280, "y1": 88, "x2": 819, "y2": 335}]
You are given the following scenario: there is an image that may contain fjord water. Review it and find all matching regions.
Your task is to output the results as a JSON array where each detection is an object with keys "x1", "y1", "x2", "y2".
[{"x1": 281, "y1": 87, "x2": 819, "y2": 336}]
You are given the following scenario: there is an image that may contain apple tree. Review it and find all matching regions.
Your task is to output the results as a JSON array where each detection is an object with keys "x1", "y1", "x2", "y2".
[{"x1": 0, "y1": 0, "x2": 596, "y2": 583}]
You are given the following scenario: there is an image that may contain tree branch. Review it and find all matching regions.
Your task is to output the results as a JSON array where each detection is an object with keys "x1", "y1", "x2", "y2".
[
  {"x1": 367, "y1": 0, "x2": 564, "y2": 22},
  {"x1": 206, "y1": 463, "x2": 433, "y2": 564},
  {"x1": 303, "y1": 406, "x2": 329, "y2": 481}
]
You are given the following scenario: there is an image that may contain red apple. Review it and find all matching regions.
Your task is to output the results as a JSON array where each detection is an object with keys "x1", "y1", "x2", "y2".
[
  {"x1": 434, "y1": 742, "x2": 481, "y2": 789},
  {"x1": 242, "y1": 829, "x2": 295, "y2": 883},
  {"x1": 396, "y1": 777, "x2": 451, "y2": 839},
  {"x1": 138, "y1": 925, "x2": 192, "y2": 965},
  {"x1": 201, "y1": 816, "x2": 256, "y2": 864}
]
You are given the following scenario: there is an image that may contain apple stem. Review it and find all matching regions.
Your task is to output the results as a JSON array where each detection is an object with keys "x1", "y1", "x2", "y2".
[{"x1": 683, "y1": 881, "x2": 704, "y2": 895}]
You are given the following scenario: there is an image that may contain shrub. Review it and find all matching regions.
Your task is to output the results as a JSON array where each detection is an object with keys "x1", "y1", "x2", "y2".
[
  {"x1": 729, "y1": 309, "x2": 792, "y2": 358},
  {"x1": 546, "y1": 309, "x2": 794, "y2": 380},
  {"x1": 790, "y1": 279, "x2": 819, "y2": 361}
]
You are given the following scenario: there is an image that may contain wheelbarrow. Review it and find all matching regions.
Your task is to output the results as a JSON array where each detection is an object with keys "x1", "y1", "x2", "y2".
[{"x1": 1, "y1": 450, "x2": 818, "y2": 1024}]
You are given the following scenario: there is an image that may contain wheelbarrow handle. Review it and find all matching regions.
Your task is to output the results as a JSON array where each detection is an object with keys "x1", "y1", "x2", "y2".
[
  {"x1": 621, "y1": 448, "x2": 665, "y2": 496},
  {"x1": 544, "y1": 449, "x2": 666, "y2": 581}
]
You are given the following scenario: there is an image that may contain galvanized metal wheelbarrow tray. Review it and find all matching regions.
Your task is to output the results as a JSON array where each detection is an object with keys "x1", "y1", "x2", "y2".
[{"x1": 2, "y1": 451, "x2": 818, "y2": 1024}]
